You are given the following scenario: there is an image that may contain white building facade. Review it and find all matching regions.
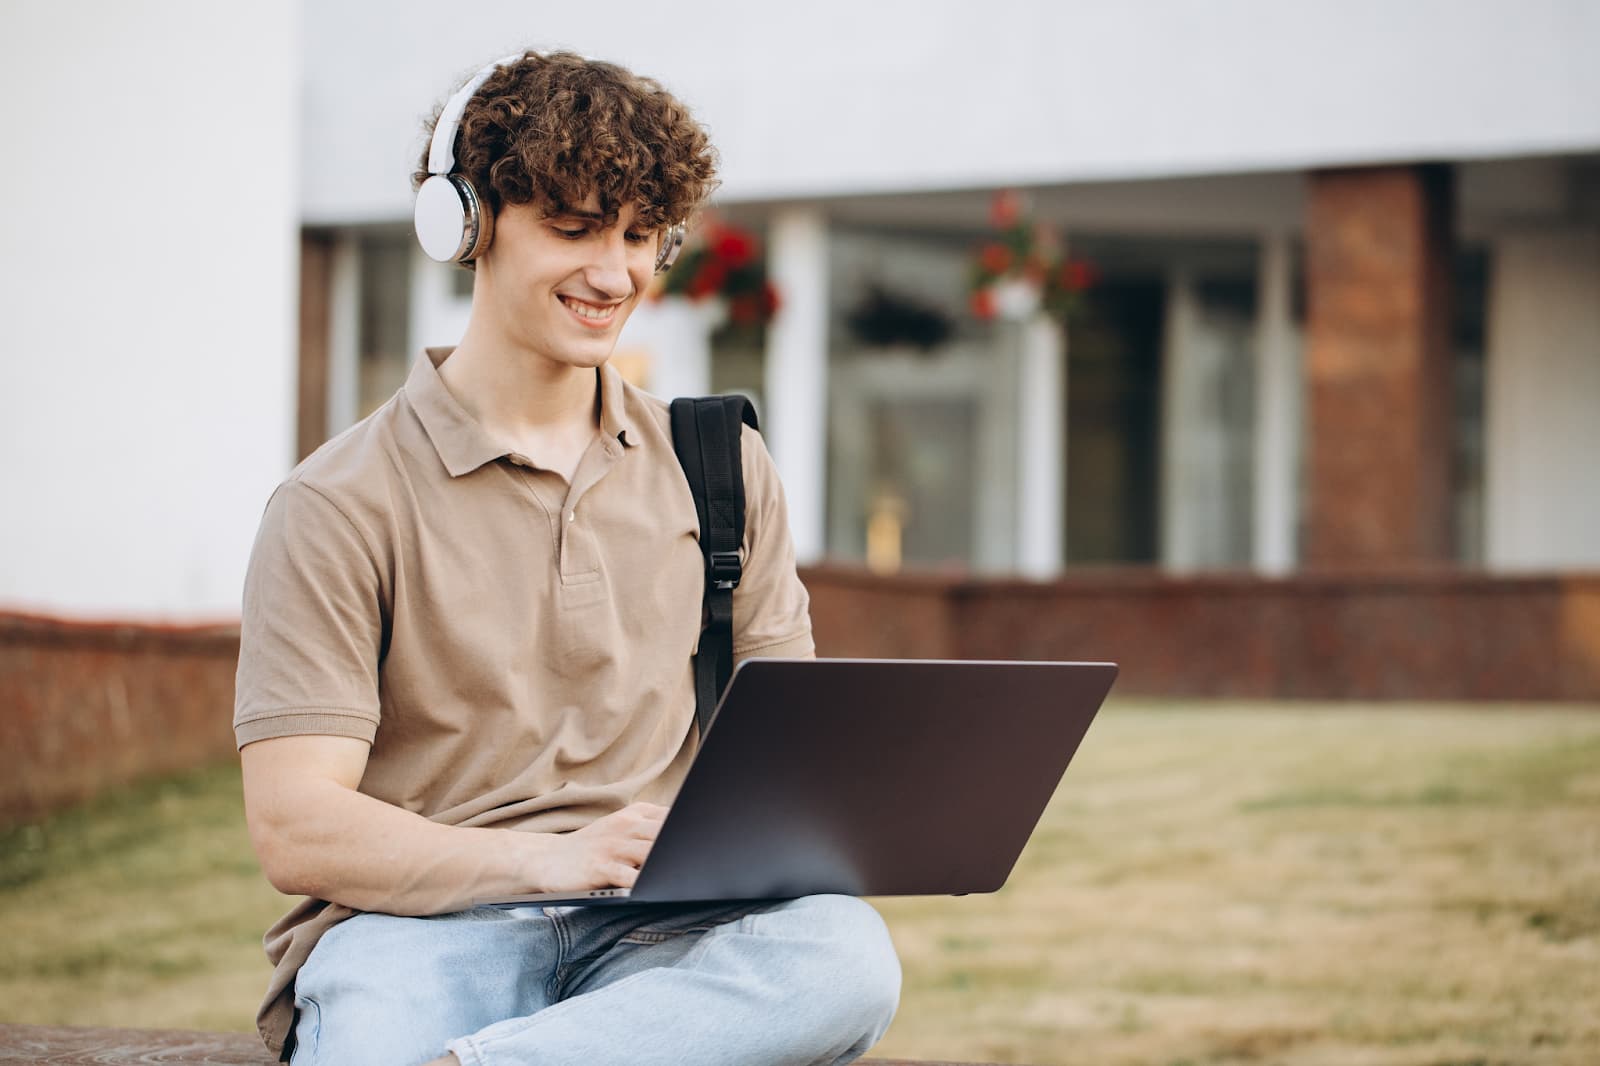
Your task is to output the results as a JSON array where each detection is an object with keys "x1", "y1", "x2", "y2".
[
  {"x1": 1, "y1": 0, "x2": 301, "y2": 619},
  {"x1": 300, "y1": 0, "x2": 1600, "y2": 578},
  {"x1": 4, "y1": 0, "x2": 1597, "y2": 620}
]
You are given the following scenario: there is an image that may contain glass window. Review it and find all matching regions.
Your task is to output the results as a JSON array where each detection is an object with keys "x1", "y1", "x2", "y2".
[
  {"x1": 825, "y1": 228, "x2": 1015, "y2": 573},
  {"x1": 1452, "y1": 245, "x2": 1489, "y2": 564},
  {"x1": 1064, "y1": 274, "x2": 1165, "y2": 565},
  {"x1": 356, "y1": 231, "x2": 413, "y2": 420}
]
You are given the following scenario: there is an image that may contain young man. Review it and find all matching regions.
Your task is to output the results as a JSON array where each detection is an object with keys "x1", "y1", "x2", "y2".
[{"x1": 234, "y1": 51, "x2": 900, "y2": 1066}]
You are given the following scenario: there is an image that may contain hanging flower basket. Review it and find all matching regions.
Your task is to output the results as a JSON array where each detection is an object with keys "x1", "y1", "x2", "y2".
[
  {"x1": 968, "y1": 190, "x2": 1096, "y2": 323},
  {"x1": 654, "y1": 218, "x2": 780, "y2": 335}
]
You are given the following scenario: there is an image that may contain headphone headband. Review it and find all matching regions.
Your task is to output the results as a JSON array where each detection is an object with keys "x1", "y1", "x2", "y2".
[{"x1": 426, "y1": 54, "x2": 524, "y2": 178}]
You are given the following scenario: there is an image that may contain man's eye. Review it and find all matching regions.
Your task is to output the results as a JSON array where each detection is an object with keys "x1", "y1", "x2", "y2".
[
  {"x1": 554, "y1": 227, "x2": 587, "y2": 240},
  {"x1": 625, "y1": 231, "x2": 652, "y2": 244}
]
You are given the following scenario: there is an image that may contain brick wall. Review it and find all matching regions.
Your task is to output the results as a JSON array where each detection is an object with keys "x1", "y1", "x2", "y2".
[
  {"x1": 5, "y1": 569, "x2": 1596, "y2": 819},
  {"x1": 802, "y1": 565, "x2": 1600, "y2": 702},
  {"x1": 0, "y1": 612, "x2": 241, "y2": 823}
]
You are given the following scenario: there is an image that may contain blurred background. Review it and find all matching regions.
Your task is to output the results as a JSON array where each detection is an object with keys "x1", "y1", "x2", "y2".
[{"x1": 2, "y1": 1, "x2": 1598, "y2": 1062}]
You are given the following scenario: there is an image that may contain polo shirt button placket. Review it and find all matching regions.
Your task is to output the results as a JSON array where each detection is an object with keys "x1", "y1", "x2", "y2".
[{"x1": 560, "y1": 508, "x2": 577, "y2": 571}]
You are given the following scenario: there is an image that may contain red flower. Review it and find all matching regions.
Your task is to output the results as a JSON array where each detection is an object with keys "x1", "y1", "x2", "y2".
[
  {"x1": 970, "y1": 288, "x2": 997, "y2": 320},
  {"x1": 688, "y1": 258, "x2": 728, "y2": 299},
  {"x1": 760, "y1": 281, "x2": 781, "y2": 317},
  {"x1": 990, "y1": 189, "x2": 1022, "y2": 229},
  {"x1": 1060, "y1": 260, "x2": 1097, "y2": 292},
  {"x1": 979, "y1": 243, "x2": 1012, "y2": 276},
  {"x1": 712, "y1": 227, "x2": 755, "y2": 267}
]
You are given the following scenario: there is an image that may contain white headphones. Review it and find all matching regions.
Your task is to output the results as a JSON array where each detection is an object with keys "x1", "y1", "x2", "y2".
[{"x1": 414, "y1": 53, "x2": 687, "y2": 273}]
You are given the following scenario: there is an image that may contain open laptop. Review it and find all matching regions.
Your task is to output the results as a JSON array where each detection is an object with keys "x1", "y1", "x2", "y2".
[{"x1": 476, "y1": 657, "x2": 1118, "y2": 907}]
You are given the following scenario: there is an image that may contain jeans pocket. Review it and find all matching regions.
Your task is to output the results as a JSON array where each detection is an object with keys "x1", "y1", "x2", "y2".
[{"x1": 289, "y1": 994, "x2": 321, "y2": 1065}]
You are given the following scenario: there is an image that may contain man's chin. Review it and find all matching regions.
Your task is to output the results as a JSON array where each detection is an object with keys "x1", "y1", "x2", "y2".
[
  {"x1": 525, "y1": 335, "x2": 618, "y2": 371},
  {"x1": 560, "y1": 347, "x2": 614, "y2": 370},
  {"x1": 557, "y1": 323, "x2": 627, "y2": 369}
]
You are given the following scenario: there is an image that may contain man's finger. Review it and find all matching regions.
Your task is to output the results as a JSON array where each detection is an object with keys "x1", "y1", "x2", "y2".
[
  {"x1": 616, "y1": 838, "x2": 653, "y2": 867},
  {"x1": 606, "y1": 802, "x2": 666, "y2": 826},
  {"x1": 621, "y1": 808, "x2": 667, "y2": 833}
]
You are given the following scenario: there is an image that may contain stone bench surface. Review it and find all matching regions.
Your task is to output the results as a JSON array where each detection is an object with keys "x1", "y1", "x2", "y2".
[
  {"x1": 0, "y1": 1026, "x2": 271, "y2": 1065},
  {"x1": 0, "y1": 1024, "x2": 1005, "y2": 1066}
]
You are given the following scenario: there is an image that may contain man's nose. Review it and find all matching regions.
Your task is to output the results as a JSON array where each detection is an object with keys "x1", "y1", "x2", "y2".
[{"x1": 583, "y1": 232, "x2": 634, "y2": 298}]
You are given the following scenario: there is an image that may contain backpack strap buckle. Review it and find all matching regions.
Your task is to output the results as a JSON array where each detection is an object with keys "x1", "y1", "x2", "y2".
[{"x1": 709, "y1": 550, "x2": 742, "y2": 591}]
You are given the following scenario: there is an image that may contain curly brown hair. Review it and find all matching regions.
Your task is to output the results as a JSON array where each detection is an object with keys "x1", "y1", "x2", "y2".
[{"x1": 414, "y1": 51, "x2": 718, "y2": 233}]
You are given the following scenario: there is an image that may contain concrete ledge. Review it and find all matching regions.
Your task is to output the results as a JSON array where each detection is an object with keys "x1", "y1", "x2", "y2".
[{"x1": 0, "y1": 1024, "x2": 1004, "y2": 1065}]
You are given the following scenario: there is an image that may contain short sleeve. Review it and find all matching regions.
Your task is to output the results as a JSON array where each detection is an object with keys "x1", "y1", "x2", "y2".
[
  {"x1": 233, "y1": 479, "x2": 386, "y2": 749},
  {"x1": 731, "y1": 425, "x2": 815, "y2": 662}
]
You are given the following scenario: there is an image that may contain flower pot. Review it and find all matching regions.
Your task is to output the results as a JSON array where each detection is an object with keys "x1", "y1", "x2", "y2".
[{"x1": 990, "y1": 277, "x2": 1042, "y2": 320}]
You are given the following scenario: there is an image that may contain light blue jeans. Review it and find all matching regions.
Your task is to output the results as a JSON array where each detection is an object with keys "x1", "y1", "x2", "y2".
[{"x1": 290, "y1": 894, "x2": 901, "y2": 1066}]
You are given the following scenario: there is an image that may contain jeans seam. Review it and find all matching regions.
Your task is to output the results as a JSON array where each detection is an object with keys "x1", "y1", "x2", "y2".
[
  {"x1": 545, "y1": 907, "x2": 571, "y2": 1003},
  {"x1": 446, "y1": 1036, "x2": 489, "y2": 1066}
]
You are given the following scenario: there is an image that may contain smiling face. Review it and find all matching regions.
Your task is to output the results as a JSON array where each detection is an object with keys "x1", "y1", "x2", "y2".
[{"x1": 472, "y1": 193, "x2": 660, "y2": 373}]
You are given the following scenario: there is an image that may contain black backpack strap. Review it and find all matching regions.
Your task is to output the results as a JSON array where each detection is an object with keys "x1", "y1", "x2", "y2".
[{"x1": 670, "y1": 395, "x2": 760, "y2": 742}]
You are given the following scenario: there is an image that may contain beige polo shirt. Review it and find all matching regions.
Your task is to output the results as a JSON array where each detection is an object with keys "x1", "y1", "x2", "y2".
[{"x1": 234, "y1": 347, "x2": 813, "y2": 1056}]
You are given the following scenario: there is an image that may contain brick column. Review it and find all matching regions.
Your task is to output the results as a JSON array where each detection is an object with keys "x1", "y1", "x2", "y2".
[{"x1": 1303, "y1": 164, "x2": 1455, "y2": 565}]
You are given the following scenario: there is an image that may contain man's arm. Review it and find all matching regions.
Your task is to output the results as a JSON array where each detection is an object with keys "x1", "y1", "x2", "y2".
[
  {"x1": 236, "y1": 481, "x2": 668, "y2": 913},
  {"x1": 731, "y1": 425, "x2": 817, "y2": 663},
  {"x1": 241, "y1": 733, "x2": 666, "y2": 914}
]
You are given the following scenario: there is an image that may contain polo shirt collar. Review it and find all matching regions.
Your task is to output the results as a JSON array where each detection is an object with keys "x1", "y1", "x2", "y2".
[
  {"x1": 406, "y1": 348, "x2": 639, "y2": 478},
  {"x1": 597, "y1": 360, "x2": 639, "y2": 450}
]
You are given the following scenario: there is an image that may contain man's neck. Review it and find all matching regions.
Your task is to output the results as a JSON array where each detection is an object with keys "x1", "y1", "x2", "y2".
[{"x1": 438, "y1": 324, "x2": 602, "y2": 477}]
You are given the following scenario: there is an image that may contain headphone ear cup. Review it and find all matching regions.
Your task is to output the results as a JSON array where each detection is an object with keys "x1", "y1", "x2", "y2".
[
  {"x1": 454, "y1": 176, "x2": 493, "y2": 262},
  {"x1": 655, "y1": 223, "x2": 685, "y2": 274},
  {"x1": 414, "y1": 174, "x2": 492, "y2": 262}
]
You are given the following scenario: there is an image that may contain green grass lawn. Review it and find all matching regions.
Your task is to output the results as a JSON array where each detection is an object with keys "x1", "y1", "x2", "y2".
[{"x1": 3, "y1": 700, "x2": 1598, "y2": 1064}]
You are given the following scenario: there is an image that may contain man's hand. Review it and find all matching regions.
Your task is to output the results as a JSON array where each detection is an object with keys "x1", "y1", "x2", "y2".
[{"x1": 537, "y1": 802, "x2": 669, "y2": 890}]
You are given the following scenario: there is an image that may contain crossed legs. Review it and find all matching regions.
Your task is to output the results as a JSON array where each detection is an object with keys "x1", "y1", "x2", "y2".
[{"x1": 291, "y1": 895, "x2": 901, "y2": 1066}]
